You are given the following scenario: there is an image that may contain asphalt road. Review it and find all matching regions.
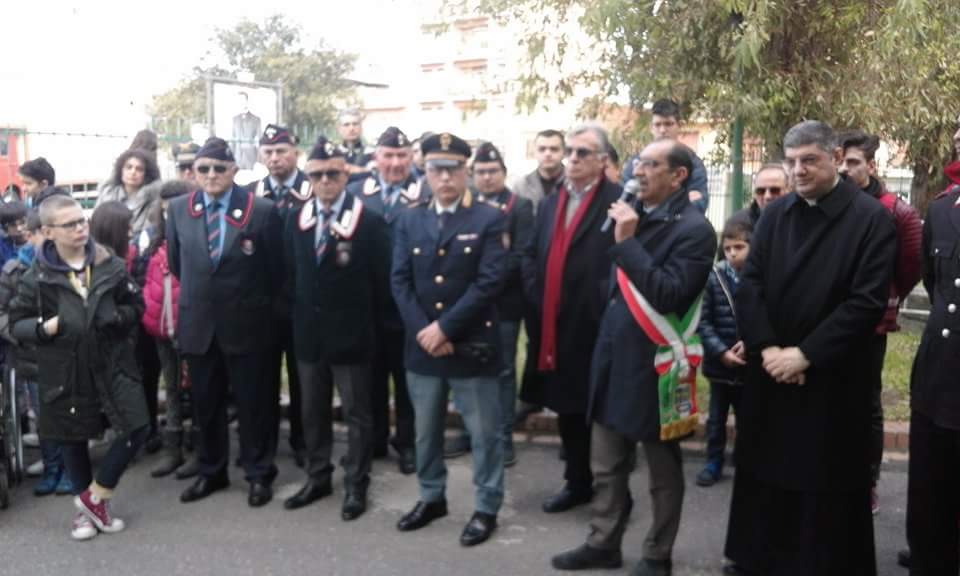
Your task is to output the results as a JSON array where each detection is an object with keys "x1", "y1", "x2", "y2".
[{"x1": 0, "y1": 434, "x2": 909, "y2": 576}]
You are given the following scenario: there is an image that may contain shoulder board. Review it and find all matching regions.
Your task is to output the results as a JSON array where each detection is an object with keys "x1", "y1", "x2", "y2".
[{"x1": 404, "y1": 199, "x2": 427, "y2": 209}]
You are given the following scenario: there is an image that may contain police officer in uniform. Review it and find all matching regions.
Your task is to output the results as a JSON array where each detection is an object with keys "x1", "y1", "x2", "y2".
[
  {"x1": 338, "y1": 108, "x2": 375, "y2": 184},
  {"x1": 392, "y1": 132, "x2": 507, "y2": 546},
  {"x1": 282, "y1": 137, "x2": 390, "y2": 520},
  {"x1": 445, "y1": 142, "x2": 533, "y2": 466},
  {"x1": 249, "y1": 124, "x2": 311, "y2": 466},
  {"x1": 167, "y1": 137, "x2": 283, "y2": 507},
  {"x1": 906, "y1": 160, "x2": 960, "y2": 574},
  {"x1": 347, "y1": 126, "x2": 428, "y2": 474}
]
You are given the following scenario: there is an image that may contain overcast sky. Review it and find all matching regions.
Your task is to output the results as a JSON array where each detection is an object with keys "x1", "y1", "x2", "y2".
[{"x1": 1, "y1": 0, "x2": 411, "y2": 133}]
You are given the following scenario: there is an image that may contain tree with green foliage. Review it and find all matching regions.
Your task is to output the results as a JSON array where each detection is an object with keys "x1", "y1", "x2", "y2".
[
  {"x1": 150, "y1": 14, "x2": 357, "y2": 144},
  {"x1": 463, "y1": 0, "x2": 960, "y2": 211}
]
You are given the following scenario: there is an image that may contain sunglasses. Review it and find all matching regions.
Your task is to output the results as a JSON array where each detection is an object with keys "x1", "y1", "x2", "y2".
[
  {"x1": 196, "y1": 164, "x2": 229, "y2": 175},
  {"x1": 48, "y1": 217, "x2": 88, "y2": 231},
  {"x1": 564, "y1": 146, "x2": 597, "y2": 159},
  {"x1": 754, "y1": 186, "x2": 783, "y2": 195},
  {"x1": 308, "y1": 169, "x2": 344, "y2": 181}
]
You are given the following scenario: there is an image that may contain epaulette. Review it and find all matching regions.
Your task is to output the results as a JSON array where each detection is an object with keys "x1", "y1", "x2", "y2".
[{"x1": 404, "y1": 199, "x2": 427, "y2": 209}]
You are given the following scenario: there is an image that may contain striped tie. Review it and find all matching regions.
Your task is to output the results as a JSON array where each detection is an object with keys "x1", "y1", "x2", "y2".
[
  {"x1": 316, "y1": 209, "x2": 333, "y2": 263},
  {"x1": 207, "y1": 201, "x2": 222, "y2": 263}
]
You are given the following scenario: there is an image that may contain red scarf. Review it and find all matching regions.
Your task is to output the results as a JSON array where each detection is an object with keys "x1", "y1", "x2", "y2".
[{"x1": 538, "y1": 181, "x2": 601, "y2": 371}]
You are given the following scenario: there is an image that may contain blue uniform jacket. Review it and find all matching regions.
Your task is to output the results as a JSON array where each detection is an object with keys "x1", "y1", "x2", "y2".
[{"x1": 390, "y1": 189, "x2": 507, "y2": 377}]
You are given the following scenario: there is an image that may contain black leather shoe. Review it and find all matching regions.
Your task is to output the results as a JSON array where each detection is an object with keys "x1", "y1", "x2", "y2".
[
  {"x1": 284, "y1": 478, "x2": 332, "y2": 510},
  {"x1": 397, "y1": 448, "x2": 416, "y2": 475},
  {"x1": 180, "y1": 475, "x2": 229, "y2": 503},
  {"x1": 551, "y1": 544, "x2": 623, "y2": 571},
  {"x1": 397, "y1": 499, "x2": 448, "y2": 531},
  {"x1": 542, "y1": 485, "x2": 593, "y2": 513},
  {"x1": 175, "y1": 457, "x2": 200, "y2": 480},
  {"x1": 248, "y1": 481, "x2": 273, "y2": 508},
  {"x1": 341, "y1": 488, "x2": 367, "y2": 521},
  {"x1": 631, "y1": 558, "x2": 672, "y2": 576},
  {"x1": 459, "y1": 511, "x2": 497, "y2": 546}
]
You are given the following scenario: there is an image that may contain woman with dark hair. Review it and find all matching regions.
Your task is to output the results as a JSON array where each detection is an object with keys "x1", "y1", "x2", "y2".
[
  {"x1": 89, "y1": 202, "x2": 133, "y2": 262},
  {"x1": 97, "y1": 148, "x2": 162, "y2": 239}
]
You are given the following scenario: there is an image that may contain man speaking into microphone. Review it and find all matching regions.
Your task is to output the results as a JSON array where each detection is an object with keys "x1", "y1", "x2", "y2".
[{"x1": 551, "y1": 138, "x2": 716, "y2": 576}]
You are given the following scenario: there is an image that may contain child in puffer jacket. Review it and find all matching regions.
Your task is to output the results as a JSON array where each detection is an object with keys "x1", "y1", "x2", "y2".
[
  {"x1": 695, "y1": 217, "x2": 751, "y2": 487},
  {"x1": 141, "y1": 181, "x2": 191, "y2": 478}
]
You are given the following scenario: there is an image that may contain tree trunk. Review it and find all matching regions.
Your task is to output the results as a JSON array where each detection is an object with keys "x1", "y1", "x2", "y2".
[{"x1": 911, "y1": 159, "x2": 932, "y2": 218}]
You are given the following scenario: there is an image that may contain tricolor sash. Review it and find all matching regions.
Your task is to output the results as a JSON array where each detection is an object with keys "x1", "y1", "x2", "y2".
[{"x1": 616, "y1": 268, "x2": 703, "y2": 441}]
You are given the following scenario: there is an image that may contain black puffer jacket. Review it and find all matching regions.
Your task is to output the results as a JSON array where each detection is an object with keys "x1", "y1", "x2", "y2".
[
  {"x1": 0, "y1": 256, "x2": 38, "y2": 379},
  {"x1": 10, "y1": 240, "x2": 148, "y2": 442},
  {"x1": 698, "y1": 260, "x2": 743, "y2": 383}
]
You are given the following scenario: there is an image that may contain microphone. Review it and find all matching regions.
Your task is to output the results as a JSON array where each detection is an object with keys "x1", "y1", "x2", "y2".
[{"x1": 601, "y1": 178, "x2": 640, "y2": 233}]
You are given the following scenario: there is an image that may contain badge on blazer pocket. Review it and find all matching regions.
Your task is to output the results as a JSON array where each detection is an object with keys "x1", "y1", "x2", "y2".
[{"x1": 335, "y1": 241, "x2": 352, "y2": 267}]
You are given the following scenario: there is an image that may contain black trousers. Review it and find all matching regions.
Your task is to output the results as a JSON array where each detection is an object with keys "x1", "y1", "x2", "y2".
[
  {"x1": 136, "y1": 326, "x2": 161, "y2": 435},
  {"x1": 297, "y1": 360, "x2": 373, "y2": 490},
  {"x1": 62, "y1": 425, "x2": 149, "y2": 492},
  {"x1": 867, "y1": 334, "x2": 887, "y2": 485},
  {"x1": 518, "y1": 305, "x2": 544, "y2": 406},
  {"x1": 907, "y1": 410, "x2": 960, "y2": 575},
  {"x1": 267, "y1": 318, "x2": 303, "y2": 452},
  {"x1": 558, "y1": 413, "x2": 593, "y2": 492},
  {"x1": 186, "y1": 339, "x2": 277, "y2": 483},
  {"x1": 371, "y1": 328, "x2": 414, "y2": 452}
]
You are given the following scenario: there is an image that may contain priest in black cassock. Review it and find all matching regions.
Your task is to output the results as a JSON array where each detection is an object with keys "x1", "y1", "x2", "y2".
[{"x1": 724, "y1": 120, "x2": 896, "y2": 576}]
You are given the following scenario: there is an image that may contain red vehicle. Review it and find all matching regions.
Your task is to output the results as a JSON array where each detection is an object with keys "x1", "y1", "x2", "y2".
[{"x1": 0, "y1": 127, "x2": 26, "y2": 201}]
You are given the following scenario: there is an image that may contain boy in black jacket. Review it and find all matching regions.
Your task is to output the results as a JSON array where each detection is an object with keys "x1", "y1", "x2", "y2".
[{"x1": 696, "y1": 218, "x2": 751, "y2": 487}]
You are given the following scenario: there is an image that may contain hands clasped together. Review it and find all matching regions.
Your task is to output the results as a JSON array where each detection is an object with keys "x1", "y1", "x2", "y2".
[{"x1": 761, "y1": 346, "x2": 810, "y2": 386}]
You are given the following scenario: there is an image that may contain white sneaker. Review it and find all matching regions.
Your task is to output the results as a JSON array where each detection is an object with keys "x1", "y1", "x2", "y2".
[
  {"x1": 22, "y1": 433, "x2": 39, "y2": 448},
  {"x1": 26, "y1": 459, "x2": 44, "y2": 477},
  {"x1": 70, "y1": 513, "x2": 97, "y2": 541}
]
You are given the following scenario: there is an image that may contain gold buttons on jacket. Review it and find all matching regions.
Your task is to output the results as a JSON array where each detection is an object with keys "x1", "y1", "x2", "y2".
[
  {"x1": 955, "y1": 278, "x2": 960, "y2": 288},
  {"x1": 413, "y1": 247, "x2": 421, "y2": 255},
  {"x1": 435, "y1": 302, "x2": 444, "y2": 311},
  {"x1": 950, "y1": 304, "x2": 957, "y2": 314},
  {"x1": 943, "y1": 328, "x2": 951, "y2": 338},
  {"x1": 438, "y1": 248, "x2": 446, "y2": 256},
  {"x1": 464, "y1": 246, "x2": 472, "y2": 254},
  {"x1": 434, "y1": 275, "x2": 444, "y2": 284},
  {"x1": 485, "y1": 320, "x2": 493, "y2": 328}
]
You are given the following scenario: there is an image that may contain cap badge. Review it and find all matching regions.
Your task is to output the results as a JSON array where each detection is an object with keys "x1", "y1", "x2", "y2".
[
  {"x1": 440, "y1": 133, "x2": 452, "y2": 151},
  {"x1": 398, "y1": 133, "x2": 408, "y2": 146},
  {"x1": 489, "y1": 150, "x2": 497, "y2": 160},
  {"x1": 325, "y1": 141, "x2": 335, "y2": 155},
  {"x1": 264, "y1": 126, "x2": 277, "y2": 140}
]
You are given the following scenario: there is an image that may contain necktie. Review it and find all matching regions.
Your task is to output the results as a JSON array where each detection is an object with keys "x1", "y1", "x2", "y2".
[
  {"x1": 316, "y1": 209, "x2": 333, "y2": 263},
  {"x1": 207, "y1": 201, "x2": 222, "y2": 263},
  {"x1": 437, "y1": 211, "x2": 450, "y2": 232}
]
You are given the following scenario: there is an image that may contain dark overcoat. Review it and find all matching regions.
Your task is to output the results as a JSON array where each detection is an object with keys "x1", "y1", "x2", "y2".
[
  {"x1": 166, "y1": 185, "x2": 283, "y2": 356},
  {"x1": 910, "y1": 186, "x2": 960, "y2": 431},
  {"x1": 10, "y1": 241, "x2": 149, "y2": 441},
  {"x1": 522, "y1": 178, "x2": 620, "y2": 414},
  {"x1": 285, "y1": 192, "x2": 390, "y2": 364},
  {"x1": 478, "y1": 188, "x2": 534, "y2": 322},
  {"x1": 587, "y1": 190, "x2": 716, "y2": 442},
  {"x1": 391, "y1": 190, "x2": 506, "y2": 378},
  {"x1": 735, "y1": 179, "x2": 896, "y2": 492}
]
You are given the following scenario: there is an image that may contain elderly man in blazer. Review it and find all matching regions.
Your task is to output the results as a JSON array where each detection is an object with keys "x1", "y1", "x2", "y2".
[{"x1": 166, "y1": 137, "x2": 283, "y2": 508}]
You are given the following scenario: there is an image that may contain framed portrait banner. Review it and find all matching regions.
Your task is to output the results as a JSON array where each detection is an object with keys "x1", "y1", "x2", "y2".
[{"x1": 207, "y1": 77, "x2": 283, "y2": 170}]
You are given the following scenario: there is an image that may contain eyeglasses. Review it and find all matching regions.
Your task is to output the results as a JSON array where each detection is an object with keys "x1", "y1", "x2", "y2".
[
  {"x1": 308, "y1": 169, "x2": 344, "y2": 181},
  {"x1": 564, "y1": 146, "x2": 597, "y2": 159},
  {"x1": 177, "y1": 163, "x2": 194, "y2": 172},
  {"x1": 473, "y1": 168, "x2": 502, "y2": 177},
  {"x1": 754, "y1": 186, "x2": 783, "y2": 196},
  {"x1": 48, "y1": 217, "x2": 88, "y2": 231},
  {"x1": 196, "y1": 164, "x2": 229, "y2": 175}
]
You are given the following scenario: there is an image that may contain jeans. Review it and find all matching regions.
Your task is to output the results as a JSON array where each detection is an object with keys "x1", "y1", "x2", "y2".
[
  {"x1": 451, "y1": 321, "x2": 520, "y2": 456},
  {"x1": 25, "y1": 378, "x2": 65, "y2": 474},
  {"x1": 704, "y1": 380, "x2": 742, "y2": 471},
  {"x1": 61, "y1": 425, "x2": 149, "y2": 492},
  {"x1": 407, "y1": 371, "x2": 504, "y2": 515}
]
